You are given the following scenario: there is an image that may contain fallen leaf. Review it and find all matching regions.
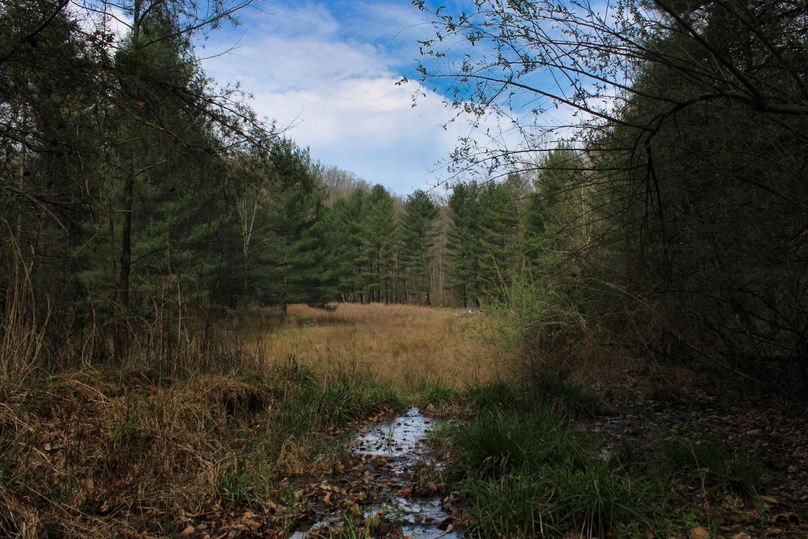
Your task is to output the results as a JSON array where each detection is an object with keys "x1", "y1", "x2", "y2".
[
  {"x1": 179, "y1": 525, "x2": 195, "y2": 537},
  {"x1": 690, "y1": 527, "x2": 710, "y2": 539},
  {"x1": 774, "y1": 512, "x2": 800, "y2": 525}
]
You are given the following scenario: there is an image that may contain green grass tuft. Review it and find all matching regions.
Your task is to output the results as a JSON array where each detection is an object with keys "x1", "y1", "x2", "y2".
[
  {"x1": 465, "y1": 380, "x2": 521, "y2": 413},
  {"x1": 524, "y1": 371, "x2": 601, "y2": 417},
  {"x1": 219, "y1": 470, "x2": 250, "y2": 506},
  {"x1": 445, "y1": 409, "x2": 661, "y2": 537},
  {"x1": 450, "y1": 411, "x2": 584, "y2": 476},
  {"x1": 418, "y1": 381, "x2": 460, "y2": 407},
  {"x1": 660, "y1": 432, "x2": 761, "y2": 499}
]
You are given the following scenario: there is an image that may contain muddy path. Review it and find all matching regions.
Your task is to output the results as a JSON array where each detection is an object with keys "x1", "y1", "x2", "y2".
[{"x1": 290, "y1": 408, "x2": 461, "y2": 538}]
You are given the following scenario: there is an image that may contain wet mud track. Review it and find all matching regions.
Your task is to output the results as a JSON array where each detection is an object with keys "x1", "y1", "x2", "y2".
[{"x1": 290, "y1": 408, "x2": 460, "y2": 538}]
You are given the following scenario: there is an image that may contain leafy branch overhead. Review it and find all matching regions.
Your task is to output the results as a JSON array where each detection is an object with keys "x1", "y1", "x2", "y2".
[{"x1": 413, "y1": 0, "x2": 808, "y2": 171}]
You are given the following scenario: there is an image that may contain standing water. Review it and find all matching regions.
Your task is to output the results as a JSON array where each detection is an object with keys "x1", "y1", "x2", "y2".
[{"x1": 291, "y1": 408, "x2": 459, "y2": 538}]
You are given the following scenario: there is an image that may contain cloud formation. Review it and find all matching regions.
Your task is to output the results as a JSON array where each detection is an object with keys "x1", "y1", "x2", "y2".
[{"x1": 201, "y1": 0, "x2": 471, "y2": 194}]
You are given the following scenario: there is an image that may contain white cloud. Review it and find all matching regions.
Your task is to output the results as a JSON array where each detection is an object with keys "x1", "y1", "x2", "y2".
[
  {"x1": 245, "y1": 75, "x2": 485, "y2": 193},
  {"x1": 70, "y1": 2, "x2": 131, "y2": 44},
  {"x1": 200, "y1": 2, "x2": 477, "y2": 193},
  {"x1": 200, "y1": 0, "x2": 567, "y2": 194}
]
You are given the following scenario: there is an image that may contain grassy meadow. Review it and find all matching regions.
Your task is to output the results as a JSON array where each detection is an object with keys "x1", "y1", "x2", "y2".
[{"x1": 254, "y1": 303, "x2": 494, "y2": 394}]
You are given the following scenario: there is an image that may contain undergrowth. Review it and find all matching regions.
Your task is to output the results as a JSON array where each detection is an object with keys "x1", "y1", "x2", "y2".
[
  {"x1": 432, "y1": 373, "x2": 764, "y2": 537},
  {"x1": 0, "y1": 358, "x2": 399, "y2": 538},
  {"x1": 422, "y1": 374, "x2": 666, "y2": 537},
  {"x1": 435, "y1": 409, "x2": 662, "y2": 536},
  {"x1": 417, "y1": 370, "x2": 599, "y2": 420},
  {"x1": 659, "y1": 430, "x2": 761, "y2": 500}
]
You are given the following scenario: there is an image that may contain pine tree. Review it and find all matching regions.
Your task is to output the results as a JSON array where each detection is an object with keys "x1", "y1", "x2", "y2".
[
  {"x1": 395, "y1": 190, "x2": 438, "y2": 304},
  {"x1": 100, "y1": 6, "x2": 228, "y2": 329},
  {"x1": 476, "y1": 174, "x2": 524, "y2": 301},
  {"x1": 255, "y1": 140, "x2": 328, "y2": 313},
  {"x1": 447, "y1": 182, "x2": 483, "y2": 307},
  {"x1": 357, "y1": 185, "x2": 396, "y2": 303},
  {"x1": 523, "y1": 145, "x2": 586, "y2": 267},
  {"x1": 324, "y1": 188, "x2": 367, "y2": 301}
]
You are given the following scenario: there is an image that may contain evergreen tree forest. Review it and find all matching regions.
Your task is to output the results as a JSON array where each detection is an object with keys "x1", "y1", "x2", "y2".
[
  {"x1": 0, "y1": 0, "x2": 429, "y2": 370},
  {"x1": 3, "y1": 0, "x2": 808, "y2": 536},
  {"x1": 0, "y1": 0, "x2": 546, "y2": 376},
  {"x1": 2, "y1": 0, "x2": 807, "y2": 394}
]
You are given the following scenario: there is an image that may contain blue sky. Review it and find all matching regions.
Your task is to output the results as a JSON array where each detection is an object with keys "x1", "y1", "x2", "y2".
[
  {"x1": 199, "y1": 0, "x2": 482, "y2": 195},
  {"x1": 88, "y1": 0, "x2": 601, "y2": 193}
]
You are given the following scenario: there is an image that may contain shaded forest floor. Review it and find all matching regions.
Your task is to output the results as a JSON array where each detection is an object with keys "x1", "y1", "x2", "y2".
[
  {"x1": 574, "y1": 383, "x2": 808, "y2": 538},
  {"x1": 2, "y1": 304, "x2": 807, "y2": 538}
]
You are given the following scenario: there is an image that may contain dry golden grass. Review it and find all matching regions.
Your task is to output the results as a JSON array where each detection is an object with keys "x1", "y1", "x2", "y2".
[
  {"x1": 0, "y1": 370, "x2": 263, "y2": 537},
  {"x1": 252, "y1": 303, "x2": 495, "y2": 393},
  {"x1": 0, "y1": 303, "x2": 491, "y2": 537}
]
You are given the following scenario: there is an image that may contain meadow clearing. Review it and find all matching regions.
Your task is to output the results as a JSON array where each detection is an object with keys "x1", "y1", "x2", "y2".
[
  {"x1": 252, "y1": 303, "x2": 495, "y2": 394},
  {"x1": 1, "y1": 303, "x2": 496, "y2": 538}
]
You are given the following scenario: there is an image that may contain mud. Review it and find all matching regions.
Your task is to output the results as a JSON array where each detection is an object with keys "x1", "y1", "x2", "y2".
[{"x1": 290, "y1": 407, "x2": 458, "y2": 538}]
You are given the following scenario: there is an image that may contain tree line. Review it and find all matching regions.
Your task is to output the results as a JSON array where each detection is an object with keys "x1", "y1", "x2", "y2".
[
  {"x1": 312, "y1": 147, "x2": 589, "y2": 312},
  {"x1": 0, "y1": 0, "x2": 534, "y2": 373},
  {"x1": 413, "y1": 0, "x2": 808, "y2": 394}
]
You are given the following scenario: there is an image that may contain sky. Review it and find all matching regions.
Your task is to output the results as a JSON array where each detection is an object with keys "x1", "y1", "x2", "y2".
[
  {"x1": 83, "y1": 0, "x2": 602, "y2": 195},
  {"x1": 199, "y1": 0, "x2": 499, "y2": 195}
]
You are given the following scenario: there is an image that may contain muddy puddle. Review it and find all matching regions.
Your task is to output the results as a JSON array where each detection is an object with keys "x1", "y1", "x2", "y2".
[{"x1": 290, "y1": 408, "x2": 459, "y2": 538}]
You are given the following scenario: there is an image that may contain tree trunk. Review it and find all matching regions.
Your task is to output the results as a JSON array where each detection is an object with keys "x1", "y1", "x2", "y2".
[
  {"x1": 117, "y1": 169, "x2": 134, "y2": 311},
  {"x1": 114, "y1": 0, "x2": 142, "y2": 353}
]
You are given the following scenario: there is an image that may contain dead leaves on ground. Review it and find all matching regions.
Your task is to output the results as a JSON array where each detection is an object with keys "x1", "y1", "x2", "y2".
[{"x1": 173, "y1": 446, "x2": 457, "y2": 538}]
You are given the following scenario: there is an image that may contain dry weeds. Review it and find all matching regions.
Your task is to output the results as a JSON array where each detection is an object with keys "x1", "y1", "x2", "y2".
[
  {"x1": 0, "y1": 302, "x2": 492, "y2": 537},
  {"x1": 0, "y1": 370, "x2": 272, "y2": 537},
  {"x1": 253, "y1": 303, "x2": 495, "y2": 393}
]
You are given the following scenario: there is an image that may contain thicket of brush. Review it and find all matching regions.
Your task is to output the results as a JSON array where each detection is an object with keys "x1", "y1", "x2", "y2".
[
  {"x1": 415, "y1": 0, "x2": 808, "y2": 398},
  {"x1": 0, "y1": 279, "x2": 399, "y2": 537}
]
